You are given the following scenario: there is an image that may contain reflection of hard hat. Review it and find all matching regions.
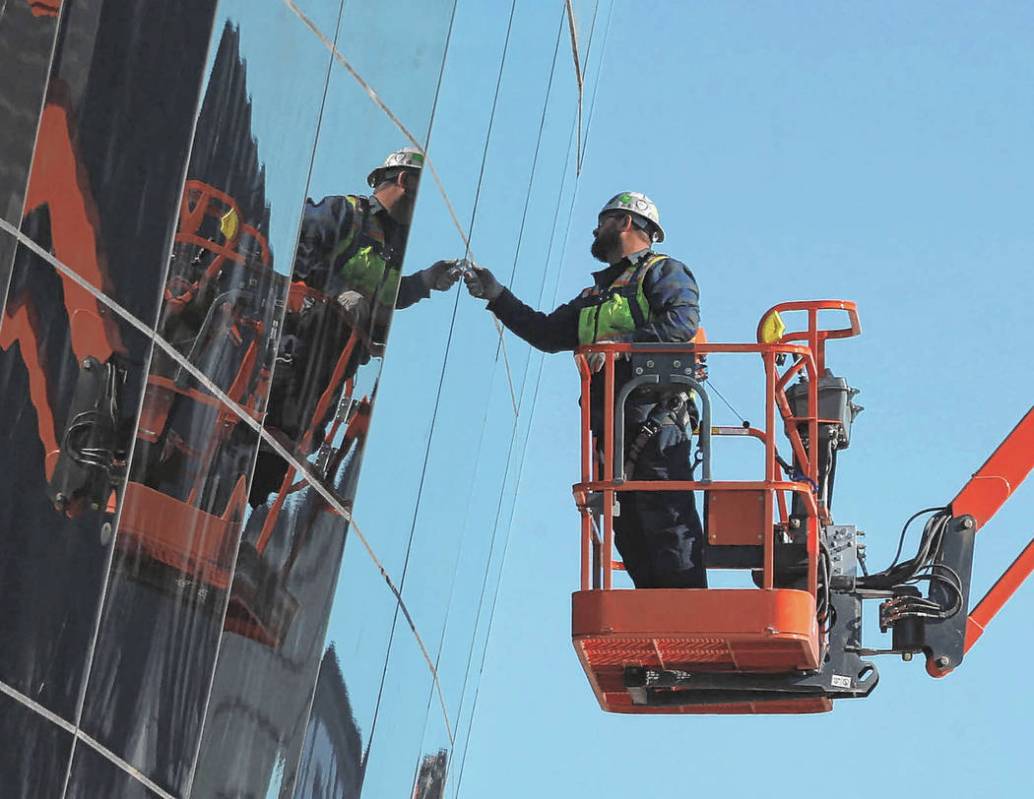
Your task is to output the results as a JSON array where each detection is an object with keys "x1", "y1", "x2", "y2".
[
  {"x1": 367, "y1": 146, "x2": 425, "y2": 187},
  {"x1": 599, "y1": 191, "x2": 665, "y2": 242}
]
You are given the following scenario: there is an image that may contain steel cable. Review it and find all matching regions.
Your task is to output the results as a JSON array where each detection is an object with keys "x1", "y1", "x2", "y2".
[
  {"x1": 453, "y1": 2, "x2": 615, "y2": 793},
  {"x1": 357, "y1": 0, "x2": 525, "y2": 775},
  {"x1": 405, "y1": 8, "x2": 569, "y2": 784}
]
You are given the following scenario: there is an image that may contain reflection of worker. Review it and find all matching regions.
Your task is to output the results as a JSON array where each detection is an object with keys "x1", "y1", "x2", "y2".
[
  {"x1": 254, "y1": 147, "x2": 457, "y2": 505},
  {"x1": 293, "y1": 146, "x2": 458, "y2": 318},
  {"x1": 463, "y1": 192, "x2": 706, "y2": 588}
]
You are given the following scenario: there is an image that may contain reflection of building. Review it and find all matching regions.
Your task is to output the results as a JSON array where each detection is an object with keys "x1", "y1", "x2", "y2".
[
  {"x1": 0, "y1": 1, "x2": 590, "y2": 797},
  {"x1": 412, "y1": 750, "x2": 449, "y2": 799},
  {"x1": 294, "y1": 646, "x2": 364, "y2": 798}
]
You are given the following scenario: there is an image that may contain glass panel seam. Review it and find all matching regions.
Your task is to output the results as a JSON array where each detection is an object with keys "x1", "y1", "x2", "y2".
[
  {"x1": 75, "y1": 731, "x2": 178, "y2": 799},
  {"x1": 0, "y1": 679, "x2": 76, "y2": 734},
  {"x1": 1, "y1": 680, "x2": 176, "y2": 798}
]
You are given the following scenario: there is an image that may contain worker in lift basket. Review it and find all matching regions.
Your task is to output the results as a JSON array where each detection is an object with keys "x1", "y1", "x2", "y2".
[{"x1": 463, "y1": 192, "x2": 706, "y2": 589}]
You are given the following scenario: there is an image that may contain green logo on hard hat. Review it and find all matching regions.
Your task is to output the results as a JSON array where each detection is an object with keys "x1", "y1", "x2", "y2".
[
  {"x1": 409, "y1": 153, "x2": 424, "y2": 165},
  {"x1": 618, "y1": 193, "x2": 633, "y2": 204}
]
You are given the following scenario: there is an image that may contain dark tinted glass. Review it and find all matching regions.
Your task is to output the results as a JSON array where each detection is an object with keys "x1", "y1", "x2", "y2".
[
  {"x1": 65, "y1": 741, "x2": 162, "y2": 799},
  {"x1": 0, "y1": 0, "x2": 217, "y2": 723},
  {"x1": 0, "y1": 690, "x2": 73, "y2": 798},
  {"x1": 0, "y1": 0, "x2": 59, "y2": 303},
  {"x1": 75, "y1": 3, "x2": 336, "y2": 794}
]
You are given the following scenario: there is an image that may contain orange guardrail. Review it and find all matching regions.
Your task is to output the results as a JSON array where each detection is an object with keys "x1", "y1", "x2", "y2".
[{"x1": 572, "y1": 300, "x2": 861, "y2": 601}]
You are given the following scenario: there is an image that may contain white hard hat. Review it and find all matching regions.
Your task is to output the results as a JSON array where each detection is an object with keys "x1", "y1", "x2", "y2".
[
  {"x1": 599, "y1": 191, "x2": 665, "y2": 242},
  {"x1": 367, "y1": 146, "x2": 425, "y2": 188}
]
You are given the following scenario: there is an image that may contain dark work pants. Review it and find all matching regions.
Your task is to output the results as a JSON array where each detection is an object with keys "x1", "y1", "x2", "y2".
[{"x1": 614, "y1": 422, "x2": 707, "y2": 588}]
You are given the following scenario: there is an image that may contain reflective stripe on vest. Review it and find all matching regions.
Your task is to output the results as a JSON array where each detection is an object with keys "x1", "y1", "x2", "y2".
[{"x1": 577, "y1": 253, "x2": 667, "y2": 344}]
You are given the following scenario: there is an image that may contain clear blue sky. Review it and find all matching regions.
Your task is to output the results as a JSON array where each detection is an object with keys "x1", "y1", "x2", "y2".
[{"x1": 418, "y1": 3, "x2": 1034, "y2": 797}]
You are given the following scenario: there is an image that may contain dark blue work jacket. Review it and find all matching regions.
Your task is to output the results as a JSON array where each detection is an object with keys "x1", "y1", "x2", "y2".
[{"x1": 489, "y1": 251, "x2": 700, "y2": 428}]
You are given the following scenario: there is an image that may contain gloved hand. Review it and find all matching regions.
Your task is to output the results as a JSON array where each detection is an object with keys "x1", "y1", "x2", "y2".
[
  {"x1": 420, "y1": 260, "x2": 463, "y2": 292},
  {"x1": 463, "y1": 264, "x2": 503, "y2": 302},
  {"x1": 335, "y1": 289, "x2": 370, "y2": 330},
  {"x1": 692, "y1": 354, "x2": 708, "y2": 382},
  {"x1": 586, "y1": 336, "x2": 629, "y2": 373}
]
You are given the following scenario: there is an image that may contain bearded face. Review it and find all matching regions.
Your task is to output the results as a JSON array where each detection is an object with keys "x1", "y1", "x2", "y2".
[
  {"x1": 394, "y1": 172, "x2": 420, "y2": 224},
  {"x1": 591, "y1": 214, "x2": 623, "y2": 263}
]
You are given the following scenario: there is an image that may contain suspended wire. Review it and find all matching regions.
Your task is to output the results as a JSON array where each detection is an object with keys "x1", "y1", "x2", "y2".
[
  {"x1": 452, "y1": 95, "x2": 579, "y2": 797},
  {"x1": 576, "y1": 0, "x2": 614, "y2": 171},
  {"x1": 491, "y1": 4, "x2": 565, "y2": 373},
  {"x1": 457, "y1": 0, "x2": 526, "y2": 416},
  {"x1": 502, "y1": 11, "x2": 566, "y2": 289},
  {"x1": 411, "y1": 9, "x2": 569, "y2": 772},
  {"x1": 454, "y1": 2, "x2": 614, "y2": 793},
  {"x1": 453, "y1": 137, "x2": 579, "y2": 799},
  {"x1": 708, "y1": 379, "x2": 748, "y2": 426},
  {"x1": 359, "y1": 0, "x2": 523, "y2": 773},
  {"x1": 564, "y1": 0, "x2": 584, "y2": 174},
  {"x1": 353, "y1": 3, "x2": 465, "y2": 773}
]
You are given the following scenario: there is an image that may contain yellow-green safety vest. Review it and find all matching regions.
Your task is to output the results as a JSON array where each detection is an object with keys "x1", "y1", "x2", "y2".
[
  {"x1": 577, "y1": 253, "x2": 667, "y2": 344},
  {"x1": 330, "y1": 195, "x2": 400, "y2": 308}
]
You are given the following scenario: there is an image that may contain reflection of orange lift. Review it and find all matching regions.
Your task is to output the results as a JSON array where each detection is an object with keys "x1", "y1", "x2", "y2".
[
  {"x1": 118, "y1": 180, "x2": 273, "y2": 596},
  {"x1": 572, "y1": 301, "x2": 1034, "y2": 714},
  {"x1": 120, "y1": 183, "x2": 372, "y2": 647}
]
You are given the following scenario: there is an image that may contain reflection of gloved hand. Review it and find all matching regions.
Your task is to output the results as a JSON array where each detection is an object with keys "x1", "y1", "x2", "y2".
[
  {"x1": 463, "y1": 264, "x2": 503, "y2": 302},
  {"x1": 335, "y1": 290, "x2": 370, "y2": 329},
  {"x1": 420, "y1": 260, "x2": 463, "y2": 292}
]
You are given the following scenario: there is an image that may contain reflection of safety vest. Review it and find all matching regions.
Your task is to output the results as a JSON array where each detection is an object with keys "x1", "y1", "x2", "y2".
[
  {"x1": 577, "y1": 253, "x2": 668, "y2": 344},
  {"x1": 330, "y1": 195, "x2": 400, "y2": 308}
]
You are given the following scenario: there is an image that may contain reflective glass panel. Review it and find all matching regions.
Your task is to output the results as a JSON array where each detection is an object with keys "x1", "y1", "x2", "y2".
[
  {"x1": 343, "y1": 5, "x2": 593, "y2": 797},
  {"x1": 0, "y1": 690, "x2": 73, "y2": 798},
  {"x1": 0, "y1": 0, "x2": 217, "y2": 722},
  {"x1": 198, "y1": 1, "x2": 456, "y2": 795},
  {"x1": 0, "y1": 0, "x2": 59, "y2": 301},
  {"x1": 76, "y1": 2, "x2": 336, "y2": 795},
  {"x1": 65, "y1": 741, "x2": 162, "y2": 799}
]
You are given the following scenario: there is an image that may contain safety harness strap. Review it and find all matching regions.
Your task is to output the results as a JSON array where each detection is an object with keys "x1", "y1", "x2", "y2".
[{"x1": 623, "y1": 390, "x2": 694, "y2": 477}]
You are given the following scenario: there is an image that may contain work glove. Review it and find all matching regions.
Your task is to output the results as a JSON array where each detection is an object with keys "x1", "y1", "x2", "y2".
[
  {"x1": 692, "y1": 354, "x2": 709, "y2": 382},
  {"x1": 586, "y1": 336, "x2": 630, "y2": 373},
  {"x1": 463, "y1": 264, "x2": 504, "y2": 302},
  {"x1": 420, "y1": 260, "x2": 463, "y2": 292},
  {"x1": 335, "y1": 290, "x2": 370, "y2": 330}
]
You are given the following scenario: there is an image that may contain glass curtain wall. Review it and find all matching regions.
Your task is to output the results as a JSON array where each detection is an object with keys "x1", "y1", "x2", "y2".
[
  {"x1": 0, "y1": 0, "x2": 611, "y2": 796},
  {"x1": 0, "y1": 2, "x2": 221, "y2": 796}
]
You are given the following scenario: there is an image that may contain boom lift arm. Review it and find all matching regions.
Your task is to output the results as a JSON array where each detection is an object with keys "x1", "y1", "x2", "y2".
[{"x1": 862, "y1": 407, "x2": 1034, "y2": 677}]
